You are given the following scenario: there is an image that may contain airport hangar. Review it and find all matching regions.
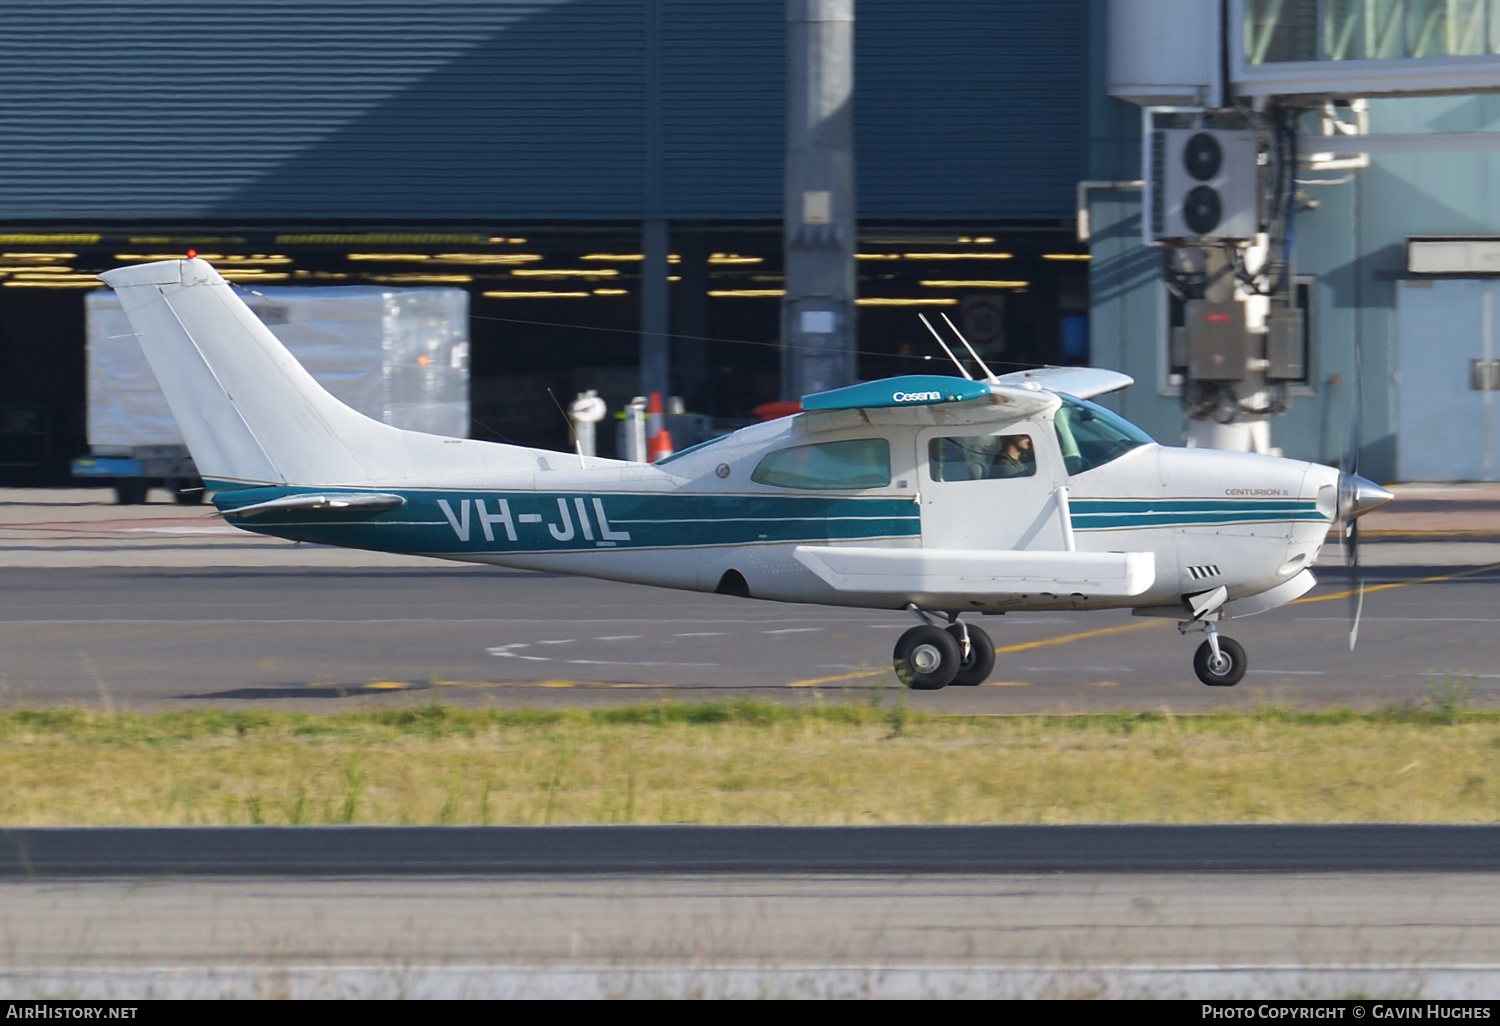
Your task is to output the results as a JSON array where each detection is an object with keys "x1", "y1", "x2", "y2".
[
  {"x1": 0, "y1": 0, "x2": 1091, "y2": 480},
  {"x1": 2, "y1": 0, "x2": 1500, "y2": 486}
]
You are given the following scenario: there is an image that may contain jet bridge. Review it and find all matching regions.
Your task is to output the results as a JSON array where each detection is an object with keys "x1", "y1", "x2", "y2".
[{"x1": 1098, "y1": 0, "x2": 1500, "y2": 459}]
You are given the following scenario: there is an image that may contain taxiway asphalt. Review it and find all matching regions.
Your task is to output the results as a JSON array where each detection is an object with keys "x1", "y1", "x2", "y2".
[
  {"x1": 0, "y1": 562, "x2": 1497, "y2": 712},
  {"x1": 2, "y1": 485, "x2": 1499, "y2": 711}
]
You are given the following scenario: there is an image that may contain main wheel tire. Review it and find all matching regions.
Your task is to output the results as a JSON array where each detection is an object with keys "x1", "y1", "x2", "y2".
[
  {"x1": 947, "y1": 623, "x2": 996, "y2": 686},
  {"x1": 1193, "y1": 636, "x2": 1247, "y2": 687},
  {"x1": 893, "y1": 625, "x2": 961, "y2": 690}
]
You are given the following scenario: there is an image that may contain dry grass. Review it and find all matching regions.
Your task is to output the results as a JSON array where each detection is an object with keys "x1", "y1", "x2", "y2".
[{"x1": 2, "y1": 697, "x2": 1500, "y2": 825}]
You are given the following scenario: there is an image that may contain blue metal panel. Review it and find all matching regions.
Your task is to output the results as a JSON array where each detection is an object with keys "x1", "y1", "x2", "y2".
[
  {"x1": 0, "y1": 0, "x2": 647, "y2": 221},
  {"x1": 855, "y1": 0, "x2": 1087, "y2": 220},
  {"x1": 0, "y1": 0, "x2": 1087, "y2": 223},
  {"x1": 660, "y1": 1, "x2": 784, "y2": 219}
]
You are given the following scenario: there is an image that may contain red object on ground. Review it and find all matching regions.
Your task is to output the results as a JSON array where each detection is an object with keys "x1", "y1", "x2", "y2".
[
  {"x1": 645, "y1": 392, "x2": 672, "y2": 460},
  {"x1": 753, "y1": 400, "x2": 802, "y2": 422},
  {"x1": 648, "y1": 428, "x2": 674, "y2": 461}
]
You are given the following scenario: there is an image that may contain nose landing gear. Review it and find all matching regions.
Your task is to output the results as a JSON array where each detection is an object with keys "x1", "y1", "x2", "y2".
[
  {"x1": 1182, "y1": 618, "x2": 1246, "y2": 687},
  {"x1": 893, "y1": 606, "x2": 997, "y2": 689}
]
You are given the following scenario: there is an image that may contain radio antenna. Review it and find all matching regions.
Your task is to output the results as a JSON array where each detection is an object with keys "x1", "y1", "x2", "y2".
[
  {"x1": 546, "y1": 386, "x2": 586, "y2": 468},
  {"x1": 918, "y1": 314, "x2": 973, "y2": 380},
  {"x1": 940, "y1": 312, "x2": 998, "y2": 382}
]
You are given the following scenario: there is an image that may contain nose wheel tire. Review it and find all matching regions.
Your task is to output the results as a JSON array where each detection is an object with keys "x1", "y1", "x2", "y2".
[
  {"x1": 894, "y1": 625, "x2": 961, "y2": 690},
  {"x1": 1193, "y1": 636, "x2": 1247, "y2": 687},
  {"x1": 946, "y1": 623, "x2": 996, "y2": 686}
]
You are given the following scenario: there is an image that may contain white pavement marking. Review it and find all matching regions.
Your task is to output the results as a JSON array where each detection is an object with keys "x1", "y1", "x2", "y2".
[
  {"x1": 674, "y1": 632, "x2": 727, "y2": 637},
  {"x1": 764, "y1": 628, "x2": 820, "y2": 634},
  {"x1": 593, "y1": 635, "x2": 642, "y2": 641}
]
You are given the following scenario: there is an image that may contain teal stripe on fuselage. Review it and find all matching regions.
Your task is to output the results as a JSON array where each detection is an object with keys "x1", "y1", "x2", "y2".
[
  {"x1": 214, "y1": 486, "x2": 920, "y2": 555},
  {"x1": 1069, "y1": 497, "x2": 1326, "y2": 531}
]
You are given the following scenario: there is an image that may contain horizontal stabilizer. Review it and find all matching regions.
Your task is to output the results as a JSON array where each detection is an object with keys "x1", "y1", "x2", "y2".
[
  {"x1": 222, "y1": 492, "x2": 406, "y2": 517},
  {"x1": 793, "y1": 546, "x2": 1155, "y2": 598}
]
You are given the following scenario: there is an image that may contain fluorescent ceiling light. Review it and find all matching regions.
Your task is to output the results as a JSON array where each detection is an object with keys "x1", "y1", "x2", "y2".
[
  {"x1": 511, "y1": 268, "x2": 620, "y2": 278},
  {"x1": 482, "y1": 290, "x2": 590, "y2": 299},
  {"x1": 919, "y1": 279, "x2": 1028, "y2": 288},
  {"x1": 362, "y1": 273, "x2": 473, "y2": 284},
  {"x1": 903, "y1": 253, "x2": 1014, "y2": 260}
]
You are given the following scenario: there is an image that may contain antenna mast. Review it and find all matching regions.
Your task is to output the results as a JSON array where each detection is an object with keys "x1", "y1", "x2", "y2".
[
  {"x1": 940, "y1": 312, "x2": 999, "y2": 382},
  {"x1": 918, "y1": 314, "x2": 973, "y2": 380}
]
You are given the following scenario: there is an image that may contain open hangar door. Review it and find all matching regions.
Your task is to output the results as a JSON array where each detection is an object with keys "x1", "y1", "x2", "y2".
[{"x1": 0, "y1": 225, "x2": 1090, "y2": 485}]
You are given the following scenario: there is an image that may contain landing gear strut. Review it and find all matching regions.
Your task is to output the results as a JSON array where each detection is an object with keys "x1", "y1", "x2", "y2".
[{"x1": 893, "y1": 606, "x2": 996, "y2": 690}]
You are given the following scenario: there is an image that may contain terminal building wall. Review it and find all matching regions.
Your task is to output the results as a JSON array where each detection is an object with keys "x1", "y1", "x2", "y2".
[{"x1": 1084, "y1": 93, "x2": 1500, "y2": 484}]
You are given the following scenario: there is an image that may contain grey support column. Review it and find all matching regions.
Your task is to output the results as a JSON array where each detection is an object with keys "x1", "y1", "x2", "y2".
[
  {"x1": 782, "y1": 0, "x2": 857, "y2": 401},
  {"x1": 640, "y1": 218, "x2": 670, "y2": 401},
  {"x1": 672, "y1": 231, "x2": 710, "y2": 409}
]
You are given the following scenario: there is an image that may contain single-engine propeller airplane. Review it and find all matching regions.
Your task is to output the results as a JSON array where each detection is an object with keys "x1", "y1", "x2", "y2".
[{"x1": 99, "y1": 258, "x2": 1393, "y2": 689}]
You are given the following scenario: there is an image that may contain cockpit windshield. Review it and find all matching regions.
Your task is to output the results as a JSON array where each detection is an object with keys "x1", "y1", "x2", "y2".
[{"x1": 1052, "y1": 393, "x2": 1153, "y2": 476}]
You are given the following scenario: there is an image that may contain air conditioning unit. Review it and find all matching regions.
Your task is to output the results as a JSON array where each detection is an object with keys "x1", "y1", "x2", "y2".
[{"x1": 1146, "y1": 129, "x2": 1259, "y2": 244}]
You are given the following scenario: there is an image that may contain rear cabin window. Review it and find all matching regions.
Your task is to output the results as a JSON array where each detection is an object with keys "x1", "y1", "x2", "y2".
[
  {"x1": 929, "y1": 434, "x2": 1036, "y2": 481},
  {"x1": 751, "y1": 438, "x2": 891, "y2": 490}
]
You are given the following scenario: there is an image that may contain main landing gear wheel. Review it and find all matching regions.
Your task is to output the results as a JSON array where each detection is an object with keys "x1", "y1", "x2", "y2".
[
  {"x1": 893, "y1": 624, "x2": 961, "y2": 690},
  {"x1": 947, "y1": 623, "x2": 996, "y2": 686},
  {"x1": 1193, "y1": 636, "x2": 1247, "y2": 687}
]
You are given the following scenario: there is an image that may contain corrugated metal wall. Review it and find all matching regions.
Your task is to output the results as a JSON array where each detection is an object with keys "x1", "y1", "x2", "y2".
[
  {"x1": 856, "y1": 1, "x2": 1086, "y2": 220},
  {"x1": 0, "y1": 0, "x2": 1082, "y2": 223}
]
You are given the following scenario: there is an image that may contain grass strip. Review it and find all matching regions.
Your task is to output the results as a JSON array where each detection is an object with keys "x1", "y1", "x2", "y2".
[{"x1": 2, "y1": 697, "x2": 1499, "y2": 826}]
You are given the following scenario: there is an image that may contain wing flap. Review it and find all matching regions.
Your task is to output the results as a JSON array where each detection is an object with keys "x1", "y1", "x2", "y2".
[{"x1": 793, "y1": 546, "x2": 1155, "y2": 597}]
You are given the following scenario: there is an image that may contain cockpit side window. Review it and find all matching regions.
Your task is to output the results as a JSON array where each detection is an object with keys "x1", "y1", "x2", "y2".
[
  {"x1": 751, "y1": 438, "x2": 891, "y2": 490},
  {"x1": 1053, "y1": 393, "x2": 1153, "y2": 476},
  {"x1": 928, "y1": 434, "x2": 1036, "y2": 482}
]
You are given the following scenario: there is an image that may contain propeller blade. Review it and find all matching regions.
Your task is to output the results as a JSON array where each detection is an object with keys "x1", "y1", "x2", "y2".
[
  {"x1": 1347, "y1": 518, "x2": 1363, "y2": 650},
  {"x1": 1344, "y1": 337, "x2": 1370, "y2": 651},
  {"x1": 1349, "y1": 574, "x2": 1365, "y2": 651},
  {"x1": 1347, "y1": 336, "x2": 1363, "y2": 478}
]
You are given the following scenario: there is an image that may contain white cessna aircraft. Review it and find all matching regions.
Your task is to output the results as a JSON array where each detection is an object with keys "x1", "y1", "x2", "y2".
[{"x1": 99, "y1": 258, "x2": 1392, "y2": 690}]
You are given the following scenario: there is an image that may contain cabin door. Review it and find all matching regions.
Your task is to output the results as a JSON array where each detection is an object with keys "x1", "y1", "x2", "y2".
[{"x1": 915, "y1": 422, "x2": 1067, "y2": 550}]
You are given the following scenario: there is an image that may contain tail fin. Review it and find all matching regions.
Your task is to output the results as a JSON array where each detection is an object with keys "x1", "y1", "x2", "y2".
[{"x1": 99, "y1": 258, "x2": 568, "y2": 488}]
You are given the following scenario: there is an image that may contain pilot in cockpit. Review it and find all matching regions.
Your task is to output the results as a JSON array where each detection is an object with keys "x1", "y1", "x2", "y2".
[{"x1": 992, "y1": 434, "x2": 1033, "y2": 478}]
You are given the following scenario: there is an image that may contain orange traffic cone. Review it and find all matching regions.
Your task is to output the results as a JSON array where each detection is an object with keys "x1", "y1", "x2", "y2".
[
  {"x1": 646, "y1": 392, "x2": 674, "y2": 461},
  {"x1": 649, "y1": 428, "x2": 674, "y2": 461}
]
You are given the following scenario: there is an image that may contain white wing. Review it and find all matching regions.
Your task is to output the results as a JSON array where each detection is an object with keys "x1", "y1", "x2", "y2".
[{"x1": 994, "y1": 366, "x2": 1133, "y2": 400}]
